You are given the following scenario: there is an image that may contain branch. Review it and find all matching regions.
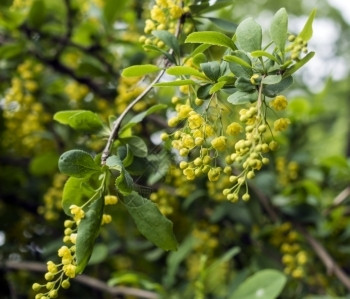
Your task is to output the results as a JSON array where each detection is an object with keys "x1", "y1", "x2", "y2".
[
  {"x1": 324, "y1": 186, "x2": 350, "y2": 216},
  {"x1": 296, "y1": 225, "x2": 350, "y2": 292},
  {"x1": 3, "y1": 261, "x2": 159, "y2": 299}
]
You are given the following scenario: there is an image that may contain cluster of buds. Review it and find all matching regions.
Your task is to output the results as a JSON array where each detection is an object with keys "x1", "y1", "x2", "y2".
[{"x1": 286, "y1": 34, "x2": 309, "y2": 61}]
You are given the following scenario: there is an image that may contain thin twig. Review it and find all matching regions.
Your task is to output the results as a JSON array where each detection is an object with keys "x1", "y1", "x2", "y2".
[
  {"x1": 324, "y1": 186, "x2": 350, "y2": 216},
  {"x1": 3, "y1": 261, "x2": 159, "y2": 299}
]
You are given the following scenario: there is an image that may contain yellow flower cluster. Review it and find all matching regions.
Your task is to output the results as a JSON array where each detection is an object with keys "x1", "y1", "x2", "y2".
[
  {"x1": 115, "y1": 76, "x2": 148, "y2": 115},
  {"x1": 38, "y1": 174, "x2": 67, "y2": 221},
  {"x1": 64, "y1": 81, "x2": 90, "y2": 104},
  {"x1": 287, "y1": 35, "x2": 309, "y2": 61},
  {"x1": 139, "y1": 0, "x2": 188, "y2": 47},
  {"x1": 101, "y1": 195, "x2": 119, "y2": 225},
  {"x1": 150, "y1": 187, "x2": 177, "y2": 215},
  {"x1": 32, "y1": 220, "x2": 79, "y2": 298},
  {"x1": 276, "y1": 157, "x2": 299, "y2": 186},
  {"x1": 3, "y1": 60, "x2": 52, "y2": 156},
  {"x1": 270, "y1": 222, "x2": 309, "y2": 279}
]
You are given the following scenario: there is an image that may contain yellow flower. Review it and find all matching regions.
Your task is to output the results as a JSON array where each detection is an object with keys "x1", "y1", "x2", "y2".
[
  {"x1": 226, "y1": 122, "x2": 243, "y2": 135},
  {"x1": 274, "y1": 118, "x2": 290, "y2": 131},
  {"x1": 63, "y1": 264, "x2": 77, "y2": 278},
  {"x1": 69, "y1": 205, "x2": 85, "y2": 224},
  {"x1": 188, "y1": 113, "x2": 203, "y2": 129},
  {"x1": 177, "y1": 104, "x2": 192, "y2": 119},
  {"x1": 270, "y1": 95, "x2": 288, "y2": 111},
  {"x1": 211, "y1": 136, "x2": 227, "y2": 151},
  {"x1": 104, "y1": 195, "x2": 118, "y2": 205}
]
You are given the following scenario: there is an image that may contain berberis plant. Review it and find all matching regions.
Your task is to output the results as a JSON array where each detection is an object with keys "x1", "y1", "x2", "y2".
[{"x1": 29, "y1": 1, "x2": 318, "y2": 297}]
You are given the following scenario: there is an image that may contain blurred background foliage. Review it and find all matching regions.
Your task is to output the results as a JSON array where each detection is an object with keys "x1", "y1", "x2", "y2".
[{"x1": 0, "y1": 0, "x2": 349, "y2": 298}]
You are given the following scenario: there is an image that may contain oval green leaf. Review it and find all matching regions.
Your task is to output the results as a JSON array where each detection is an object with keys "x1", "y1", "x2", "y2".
[
  {"x1": 270, "y1": 8, "x2": 288, "y2": 52},
  {"x1": 123, "y1": 191, "x2": 178, "y2": 251},
  {"x1": 54, "y1": 110, "x2": 104, "y2": 132},
  {"x1": 185, "y1": 31, "x2": 236, "y2": 50},
  {"x1": 227, "y1": 91, "x2": 258, "y2": 105},
  {"x1": 59, "y1": 150, "x2": 101, "y2": 178},
  {"x1": 236, "y1": 18, "x2": 262, "y2": 52},
  {"x1": 230, "y1": 269, "x2": 287, "y2": 299},
  {"x1": 122, "y1": 64, "x2": 161, "y2": 77},
  {"x1": 298, "y1": 9, "x2": 316, "y2": 42},
  {"x1": 166, "y1": 66, "x2": 208, "y2": 80}
]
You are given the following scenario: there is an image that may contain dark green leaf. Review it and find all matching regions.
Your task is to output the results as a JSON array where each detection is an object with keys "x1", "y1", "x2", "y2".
[
  {"x1": 227, "y1": 91, "x2": 258, "y2": 105},
  {"x1": 235, "y1": 77, "x2": 256, "y2": 92},
  {"x1": 228, "y1": 51, "x2": 253, "y2": 78},
  {"x1": 143, "y1": 44, "x2": 176, "y2": 63},
  {"x1": 76, "y1": 192, "x2": 104, "y2": 274},
  {"x1": 124, "y1": 191, "x2": 178, "y2": 251},
  {"x1": 224, "y1": 55, "x2": 252, "y2": 69},
  {"x1": 197, "y1": 84, "x2": 213, "y2": 100},
  {"x1": 107, "y1": 155, "x2": 134, "y2": 195},
  {"x1": 122, "y1": 64, "x2": 161, "y2": 77},
  {"x1": 28, "y1": 0, "x2": 46, "y2": 29},
  {"x1": 270, "y1": 8, "x2": 288, "y2": 52},
  {"x1": 229, "y1": 269, "x2": 286, "y2": 299},
  {"x1": 236, "y1": 18, "x2": 262, "y2": 52},
  {"x1": 152, "y1": 30, "x2": 180, "y2": 57},
  {"x1": 205, "y1": 17, "x2": 237, "y2": 32},
  {"x1": 54, "y1": 110, "x2": 104, "y2": 132},
  {"x1": 185, "y1": 31, "x2": 236, "y2": 50},
  {"x1": 59, "y1": 150, "x2": 101, "y2": 178},
  {"x1": 121, "y1": 136, "x2": 148, "y2": 158},
  {"x1": 263, "y1": 76, "x2": 293, "y2": 97},
  {"x1": 103, "y1": 0, "x2": 127, "y2": 25},
  {"x1": 189, "y1": 0, "x2": 233, "y2": 15},
  {"x1": 88, "y1": 244, "x2": 109, "y2": 265},
  {"x1": 0, "y1": 43, "x2": 24, "y2": 59},
  {"x1": 200, "y1": 61, "x2": 221, "y2": 81}
]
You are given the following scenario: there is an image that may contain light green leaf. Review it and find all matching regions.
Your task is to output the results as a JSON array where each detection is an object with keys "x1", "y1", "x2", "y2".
[
  {"x1": 29, "y1": 152, "x2": 59, "y2": 176},
  {"x1": 154, "y1": 79, "x2": 196, "y2": 87},
  {"x1": 298, "y1": 9, "x2": 316, "y2": 42},
  {"x1": 189, "y1": 0, "x2": 233, "y2": 15},
  {"x1": 76, "y1": 192, "x2": 104, "y2": 274},
  {"x1": 262, "y1": 75, "x2": 282, "y2": 85},
  {"x1": 185, "y1": 31, "x2": 236, "y2": 50},
  {"x1": 270, "y1": 8, "x2": 288, "y2": 52},
  {"x1": 236, "y1": 18, "x2": 262, "y2": 52},
  {"x1": 283, "y1": 51, "x2": 315, "y2": 77},
  {"x1": 204, "y1": 17, "x2": 237, "y2": 32},
  {"x1": 227, "y1": 91, "x2": 258, "y2": 105},
  {"x1": 251, "y1": 50, "x2": 279, "y2": 63},
  {"x1": 0, "y1": 43, "x2": 24, "y2": 59},
  {"x1": 224, "y1": 55, "x2": 252, "y2": 69},
  {"x1": 186, "y1": 44, "x2": 211, "y2": 59},
  {"x1": 88, "y1": 244, "x2": 109, "y2": 265},
  {"x1": 209, "y1": 81, "x2": 226, "y2": 94},
  {"x1": 124, "y1": 191, "x2": 178, "y2": 251},
  {"x1": 191, "y1": 53, "x2": 207, "y2": 68},
  {"x1": 58, "y1": 150, "x2": 101, "y2": 178},
  {"x1": 122, "y1": 64, "x2": 161, "y2": 77},
  {"x1": 62, "y1": 177, "x2": 95, "y2": 216},
  {"x1": 54, "y1": 110, "x2": 104, "y2": 132},
  {"x1": 103, "y1": 0, "x2": 127, "y2": 25},
  {"x1": 229, "y1": 269, "x2": 287, "y2": 299},
  {"x1": 142, "y1": 44, "x2": 176, "y2": 63},
  {"x1": 201, "y1": 61, "x2": 221, "y2": 81},
  {"x1": 166, "y1": 66, "x2": 207, "y2": 80}
]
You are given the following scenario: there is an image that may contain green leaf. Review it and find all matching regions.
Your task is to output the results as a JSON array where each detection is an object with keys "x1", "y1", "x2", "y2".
[
  {"x1": 120, "y1": 104, "x2": 167, "y2": 134},
  {"x1": 298, "y1": 9, "x2": 316, "y2": 42},
  {"x1": 185, "y1": 31, "x2": 236, "y2": 50},
  {"x1": 143, "y1": 44, "x2": 176, "y2": 63},
  {"x1": 190, "y1": 0, "x2": 233, "y2": 15},
  {"x1": 235, "y1": 77, "x2": 255, "y2": 92},
  {"x1": 200, "y1": 61, "x2": 221, "y2": 81},
  {"x1": 209, "y1": 81, "x2": 226, "y2": 94},
  {"x1": 263, "y1": 76, "x2": 293, "y2": 97},
  {"x1": 122, "y1": 64, "x2": 161, "y2": 77},
  {"x1": 154, "y1": 79, "x2": 196, "y2": 87},
  {"x1": 191, "y1": 53, "x2": 207, "y2": 68},
  {"x1": 28, "y1": 0, "x2": 46, "y2": 29},
  {"x1": 152, "y1": 30, "x2": 180, "y2": 57},
  {"x1": 228, "y1": 51, "x2": 253, "y2": 78},
  {"x1": 251, "y1": 50, "x2": 279, "y2": 63},
  {"x1": 224, "y1": 55, "x2": 252, "y2": 69},
  {"x1": 103, "y1": 0, "x2": 127, "y2": 25},
  {"x1": 58, "y1": 150, "x2": 101, "y2": 178},
  {"x1": 76, "y1": 192, "x2": 104, "y2": 274},
  {"x1": 270, "y1": 8, "x2": 288, "y2": 52},
  {"x1": 230, "y1": 269, "x2": 286, "y2": 299},
  {"x1": 204, "y1": 17, "x2": 237, "y2": 32},
  {"x1": 197, "y1": 84, "x2": 213, "y2": 100},
  {"x1": 262, "y1": 75, "x2": 282, "y2": 85},
  {"x1": 123, "y1": 191, "x2": 178, "y2": 251},
  {"x1": 283, "y1": 51, "x2": 315, "y2": 77},
  {"x1": 29, "y1": 152, "x2": 59, "y2": 176},
  {"x1": 227, "y1": 91, "x2": 258, "y2": 105},
  {"x1": 106, "y1": 155, "x2": 134, "y2": 195},
  {"x1": 54, "y1": 110, "x2": 104, "y2": 132},
  {"x1": 62, "y1": 177, "x2": 95, "y2": 216},
  {"x1": 0, "y1": 43, "x2": 24, "y2": 59},
  {"x1": 166, "y1": 66, "x2": 207, "y2": 80},
  {"x1": 236, "y1": 18, "x2": 262, "y2": 52},
  {"x1": 121, "y1": 136, "x2": 148, "y2": 158},
  {"x1": 187, "y1": 44, "x2": 211, "y2": 59},
  {"x1": 88, "y1": 244, "x2": 109, "y2": 265}
]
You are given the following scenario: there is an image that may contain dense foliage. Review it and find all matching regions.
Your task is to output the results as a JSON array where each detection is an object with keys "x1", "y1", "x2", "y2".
[{"x1": 0, "y1": 0, "x2": 350, "y2": 298}]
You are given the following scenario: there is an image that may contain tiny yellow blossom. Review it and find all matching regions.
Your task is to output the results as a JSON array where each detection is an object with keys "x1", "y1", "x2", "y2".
[
  {"x1": 104, "y1": 195, "x2": 118, "y2": 205},
  {"x1": 270, "y1": 95, "x2": 288, "y2": 111},
  {"x1": 226, "y1": 122, "x2": 243, "y2": 136},
  {"x1": 188, "y1": 113, "x2": 203, "y2": 129},
  {"x1": 211, "y1": 136, "x2": 227, "y2": 151},
  {"x1": 63, "y1": 264, "x2": 77, "y2": 278},
  {"x1": 274, "y1": 118, "x2": 290, "y2": 131}
]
